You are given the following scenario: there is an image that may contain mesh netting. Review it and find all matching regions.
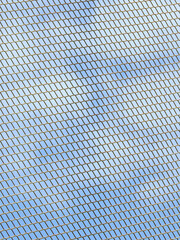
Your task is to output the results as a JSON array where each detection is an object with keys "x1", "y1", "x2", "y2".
[{"x1": 0, "y1": 0, "x2": 179, "y2": 239}]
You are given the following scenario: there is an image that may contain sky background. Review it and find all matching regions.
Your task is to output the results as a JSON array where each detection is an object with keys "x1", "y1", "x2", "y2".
[{"x1": 0, "y1": 0, "x2": 179, "y2": 239}]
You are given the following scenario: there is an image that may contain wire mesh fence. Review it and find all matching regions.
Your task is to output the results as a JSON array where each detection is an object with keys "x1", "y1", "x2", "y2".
[{"x1": 0, "y1": 0, "x2": 179, "y2": 239}]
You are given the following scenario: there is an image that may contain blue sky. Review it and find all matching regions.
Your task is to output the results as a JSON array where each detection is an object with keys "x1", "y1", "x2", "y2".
[{"x1": 0, "y1": 0, "x2": 179, "y2": 239}]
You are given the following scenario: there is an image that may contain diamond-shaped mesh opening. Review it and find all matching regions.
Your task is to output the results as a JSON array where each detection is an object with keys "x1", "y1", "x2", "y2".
[{"x1": 0, "y1": 0, "x2": 179, "y2": 239}]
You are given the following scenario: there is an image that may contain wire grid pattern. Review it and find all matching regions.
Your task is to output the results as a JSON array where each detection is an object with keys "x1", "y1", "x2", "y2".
[{"x1": 0, "y1": 0, "x2": 179, "y2": 239}]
